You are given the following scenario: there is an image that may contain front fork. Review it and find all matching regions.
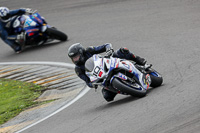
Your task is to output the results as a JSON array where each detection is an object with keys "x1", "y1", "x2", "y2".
[
  {"x1": 129, "y1": 63, "x2": 151, "y2": 90},
  {"x1": 110, "y1": 69, "x2": 151, "y2": 91}
]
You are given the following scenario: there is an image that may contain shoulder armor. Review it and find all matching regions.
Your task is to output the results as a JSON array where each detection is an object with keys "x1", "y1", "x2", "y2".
[{"x1": 86, "y1": 46, "x2": 95, "y2": 53}]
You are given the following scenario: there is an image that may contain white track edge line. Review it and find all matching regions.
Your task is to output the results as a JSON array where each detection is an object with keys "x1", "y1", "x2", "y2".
[
  {"x1": 0, "y1": 62, "x2": 89, "y2": 133},
  {"x1": 16, "y1": 86, "x2": 91, "y2": 133}
]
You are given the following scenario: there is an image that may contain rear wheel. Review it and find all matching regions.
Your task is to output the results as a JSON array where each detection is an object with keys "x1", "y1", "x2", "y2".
[
  {"x1": 45, "y1": 28, "x2": 68, "y2": 41},
  {"x1": 111, "y1": 78, "x2": 147, "y2": 97}
]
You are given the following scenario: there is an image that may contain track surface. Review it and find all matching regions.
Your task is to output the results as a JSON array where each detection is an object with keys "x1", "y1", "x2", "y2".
[{"x1": 1, "y1": 0, "x2": 200, "y2": 133}]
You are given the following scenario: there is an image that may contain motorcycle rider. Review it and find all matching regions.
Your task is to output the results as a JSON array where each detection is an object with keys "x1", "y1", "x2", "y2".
[
  {"x1": 68, "y1": 43, "x2": 147, "y2": 102},
  {"x1": 0, "y1": 7, "x2": 35, "y2": 53}
]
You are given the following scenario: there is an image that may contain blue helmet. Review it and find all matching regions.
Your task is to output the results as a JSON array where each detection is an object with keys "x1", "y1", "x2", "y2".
[{"x1": 0, "y1": 7, "x2": 10, "y2": 22}]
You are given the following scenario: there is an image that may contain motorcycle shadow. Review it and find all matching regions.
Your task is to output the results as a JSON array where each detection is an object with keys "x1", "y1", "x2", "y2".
[
  {"x1": 23, "y1": 41, "x2": 64, "y2": 53},
  {"x1": 95, "y1": 96, "x2": 142, "y2": 111},
  {"x1": 147, "y1": 84, "x2": 164, "y2": 94},
  {"x1": 93, "y1": 86, "x2": 164, "y2": 111},
  {"x1": 1, "y1": 41, "x2": 67, "y2": 61}
]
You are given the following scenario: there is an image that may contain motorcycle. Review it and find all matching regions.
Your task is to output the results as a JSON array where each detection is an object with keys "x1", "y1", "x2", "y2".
[
  {"x1": 85, "y1": 54, "x2": 163, "y2": 97},
  {"x1": 12, "y1": 12, "x2": 68, "y2": 47}
]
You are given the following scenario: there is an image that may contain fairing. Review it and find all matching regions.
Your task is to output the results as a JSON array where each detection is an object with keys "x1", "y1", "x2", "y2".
[{"x1": 85, "y1": 54, "x2": 149, "y2": 91}]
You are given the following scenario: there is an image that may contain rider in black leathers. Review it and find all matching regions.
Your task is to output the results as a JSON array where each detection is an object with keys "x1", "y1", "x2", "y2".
[{"x1": 68, "y1": 43, "x2": 146, "y2": 102}]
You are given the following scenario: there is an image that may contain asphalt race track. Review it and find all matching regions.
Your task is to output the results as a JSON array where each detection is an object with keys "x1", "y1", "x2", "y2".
[{"x1": 1, "y1": 0, "x2": 200, "y2": 133}]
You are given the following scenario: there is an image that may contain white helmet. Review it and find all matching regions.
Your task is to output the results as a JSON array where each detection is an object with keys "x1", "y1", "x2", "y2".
[{"x1": 0, "y1": 7, "x2": 10, "y2": 22}]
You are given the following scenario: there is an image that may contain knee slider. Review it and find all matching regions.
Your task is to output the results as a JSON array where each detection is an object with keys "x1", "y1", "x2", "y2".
[{"x1": 120, "y1": 47, "x2": 130, "y2": 54}]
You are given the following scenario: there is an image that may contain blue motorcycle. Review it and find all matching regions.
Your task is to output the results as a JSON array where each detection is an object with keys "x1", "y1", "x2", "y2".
[{"x1": 13, "y1": 12, "x2": 68, "y2": 47}]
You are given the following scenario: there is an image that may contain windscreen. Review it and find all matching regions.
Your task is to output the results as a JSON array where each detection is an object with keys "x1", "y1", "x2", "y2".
[{"x1": 85, "y1": 57, "x2": 95, "y2": 72}]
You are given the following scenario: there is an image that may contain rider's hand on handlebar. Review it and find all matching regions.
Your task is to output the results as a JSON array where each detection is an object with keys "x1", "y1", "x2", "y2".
[
  {"x1": 26, "y1": 8, "x2": 37, "y2": 14},
  {"x1": 88, "y1": 82, "x2": 98, "y2": 89},
  {"x1": 21, "y1": 8, "x2": 37, "y2": 14},
  {"x1": 106, "y1": 47, "x2": 114, "y2": 57}
]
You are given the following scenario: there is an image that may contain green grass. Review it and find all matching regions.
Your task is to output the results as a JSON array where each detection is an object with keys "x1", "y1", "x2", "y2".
[{"x1": 0, "y1": 78, "x2": 46, "y2": 125}]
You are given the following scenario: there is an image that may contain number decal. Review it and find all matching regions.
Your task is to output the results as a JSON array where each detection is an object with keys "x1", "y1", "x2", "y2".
[{"x1": 93, "y1": 66, "x2": 100, "y2": 77}]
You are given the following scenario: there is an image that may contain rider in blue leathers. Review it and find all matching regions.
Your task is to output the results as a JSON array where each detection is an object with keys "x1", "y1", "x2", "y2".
[
  {"x1": 0, "y1": 7, "x2": 35, "y2": 53},
  {"x1": 68, "y1": 43, "x2": 147, "y2": 102}
]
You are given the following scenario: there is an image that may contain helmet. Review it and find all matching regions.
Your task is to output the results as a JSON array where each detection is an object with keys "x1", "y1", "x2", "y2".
[
  {"x1": 68, "y1": 43, "x2": 86, "y2": 65},
  {"x1": 0, "y1": 7, "x2": 10, "y2": 22}
]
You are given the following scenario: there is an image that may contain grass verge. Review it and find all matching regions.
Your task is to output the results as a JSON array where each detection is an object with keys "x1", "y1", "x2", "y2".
[{"x1": 0, "y1": 78, "x2": 47, "y2": 125}]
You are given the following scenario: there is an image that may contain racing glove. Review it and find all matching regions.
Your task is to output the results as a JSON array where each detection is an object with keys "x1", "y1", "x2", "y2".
[
  {"x1": 88, "y1": 82, "x2": 98, "y2": 89},
  {"x1": 106, "y1": 47, "x2": 114, "y2": 57},
  {"x1": 88, "y1": 82, "x2": 94, "y2": 88},
  {"x1": 21, "y1": 8, "x2": 36, "y2": 14}
]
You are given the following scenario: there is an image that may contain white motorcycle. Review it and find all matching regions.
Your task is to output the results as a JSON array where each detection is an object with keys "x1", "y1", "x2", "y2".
[{"x1": 85, "y1": 54, "x2": 163, "y2": 97}]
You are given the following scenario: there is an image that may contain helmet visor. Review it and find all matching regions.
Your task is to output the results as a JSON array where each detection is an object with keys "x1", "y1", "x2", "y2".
[
  {"x1": 2, "y1": 15, "x2": 9, "y2": 20},
  {"x1": 1, "y1": 14, "x2": 10, "y2": 22},
  {"x1": 72, "y1": 54, "x2": 81, "y2": 64}
]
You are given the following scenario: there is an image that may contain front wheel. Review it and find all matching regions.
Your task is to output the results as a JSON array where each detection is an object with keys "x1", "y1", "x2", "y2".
[
  {"x1": 45, "y1": 28, "x2": 68, "y2": 41},
  {"x1": 149, "y1": 69, "x2": 163, "y2": 87},
  {"x1": 111, "y1": 78, "x2": 147, "y2": 97}
]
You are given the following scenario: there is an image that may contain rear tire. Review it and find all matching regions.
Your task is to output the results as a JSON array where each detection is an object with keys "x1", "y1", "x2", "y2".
[
  {"x1": 45, "y1": 28, "x2": 68, "y2": 41},
  {"x1": 112, "y1": 78, "x2": 147, "y2": 97}
]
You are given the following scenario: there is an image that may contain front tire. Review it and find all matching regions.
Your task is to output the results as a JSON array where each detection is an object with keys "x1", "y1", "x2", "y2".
[
  {"x1": 45, "y1": 28, "x2": 68, "y2": 41},
  {"x1": 111, "y1": 78, "x2": 147, "y2": 97},
  {"x1": 149, "y1": 71, "x2": 163, "y2": 87}
]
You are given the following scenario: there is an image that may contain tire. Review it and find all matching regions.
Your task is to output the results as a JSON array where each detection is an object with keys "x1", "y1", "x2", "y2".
[
  {"x1": 45, "y1": 28, "x2": 68, "y2": 41},
  {"x1": 111, "y1": 78, "x2": 147, "y2": 97},
  {"x1": 149, "y1": 72, "x2": 163, "y2": 88}
]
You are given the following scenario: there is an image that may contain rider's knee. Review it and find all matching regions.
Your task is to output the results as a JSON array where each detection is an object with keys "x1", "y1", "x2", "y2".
[
  {"x1": 115, "y1": 47, "x2": 133, "y2": 59},
  {"x1": 119, "y1": 47, "x2": 130, "y2": 54}
]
